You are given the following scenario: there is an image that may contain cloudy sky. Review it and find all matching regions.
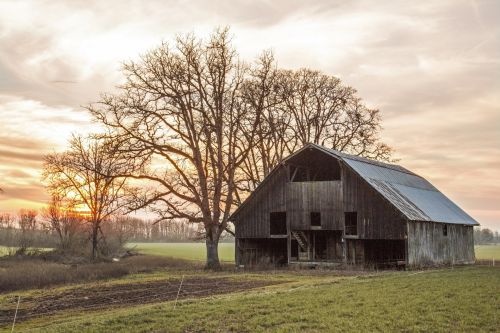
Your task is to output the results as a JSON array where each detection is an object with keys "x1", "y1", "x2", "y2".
[{"x1": 0, "y1": 0, "x2": 498, "y2": 230}]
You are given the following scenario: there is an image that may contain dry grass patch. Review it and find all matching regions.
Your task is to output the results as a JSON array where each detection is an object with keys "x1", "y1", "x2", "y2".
[{"x1": 0, "y1": 255, "x2": 201, "y2": 293}]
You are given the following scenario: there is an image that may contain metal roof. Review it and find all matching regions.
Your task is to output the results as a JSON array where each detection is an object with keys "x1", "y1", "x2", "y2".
[{"x1": 311, "y1": 144, "x2": 478, "y2": 226}]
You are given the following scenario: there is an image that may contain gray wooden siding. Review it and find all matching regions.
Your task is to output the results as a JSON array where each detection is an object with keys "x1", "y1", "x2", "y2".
[
  {"x1": 286, "y1": 181, "x2": 343, "y2": 230},
  {"x1": 235, "y1": 167, "x2": 288, "y2": 238},
  {"x1": 342, "y1": 165, "x2": 407, "y2": 239},
  {"x1": 407, "y1": 221, "x2": 475, "y2": 267}
]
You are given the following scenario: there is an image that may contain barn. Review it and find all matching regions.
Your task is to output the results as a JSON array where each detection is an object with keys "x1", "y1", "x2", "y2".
[{"x1": 231, "y1": 143, "x2": 479, "y2": 269}]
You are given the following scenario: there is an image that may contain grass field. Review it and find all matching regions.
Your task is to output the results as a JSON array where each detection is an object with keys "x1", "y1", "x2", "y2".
[
  {"x1": 129, "y1": 242, "x2": 500, "y2": 262},
  {"x1": 128, "y1": 242, "x2": 235, "y2": 262},
  {"x1": 3, "y1": 266, "x2": 498, "y2": 332},
  {"x1": 0, "y1": 246, "x2": 52, "y2": 257},
  {"x1": 3, "y1": 243, "x2": 499, "y2": 262},
  {"x1": 475, "y1": 244, "x2": 500, "y2": 260},
  {"x1": 1, "y1": 242, "x2": 499, "y2": 332},
  {"x1": 0, "y1": 246, "x2": 9, "y2": 256}
]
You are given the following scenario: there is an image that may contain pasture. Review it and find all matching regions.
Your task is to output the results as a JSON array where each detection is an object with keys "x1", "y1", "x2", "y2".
[
  {"x1": 128, "y1": 242, "x2": 235, "y2": 262},
  {"x1": 0, "y1": 246, "x2": 9, "y2": 256},
  {"x1": 0, "y1": 243, "x2": 499, "y2": 332},
  {"x1": 0, "y1": 266, "x2": 498, "y2": 332},
  {"x1": 129, "y1": 242, "x2": 500, "y2": 262},
  {"x1": 475, "y1": 244, "x2": 500, "y2": 260}
]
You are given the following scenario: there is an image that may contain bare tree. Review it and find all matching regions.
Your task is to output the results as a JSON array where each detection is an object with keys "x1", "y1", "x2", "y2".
[
  {"x1": 89, "y1": 28, "x2": 270, "y2": 269},
  {"x1": 0, "y1": 213, "x2": 14, "y2": 229},
  {"x1": 239, "y1": 68, "x2": 392, "y2": 188},
  {"x1": 88, "y1": 28, "x2": 392, "y2": 268},
  {"x1": 0, "y1": 214, "x2": 16, "y2": 252},
  {"x1": 236, "y1": 52, "x2": 294, "y2": 194},
  {"x1": 17, "y1": 209, "x2": 37, "y2": 253},
  {"x1": 41, "y1": 194, "x2": 83, "y2": 250},
  {"x1": 43, "y1": 135, "x2": 135, "y2": 259}
]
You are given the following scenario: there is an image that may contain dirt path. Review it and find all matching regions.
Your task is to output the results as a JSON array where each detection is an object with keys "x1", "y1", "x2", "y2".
[{"x1": 0, "y1": 277, "x2": 282, "y2": 326}]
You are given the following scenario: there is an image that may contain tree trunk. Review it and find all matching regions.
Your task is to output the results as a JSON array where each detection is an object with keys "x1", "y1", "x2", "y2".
[
  {"x1": 205, "y1": 226, "x2": 221, "y2": 270},
  {"x1": 91, "y1": 225, "x2": 98, "y2": 260}
]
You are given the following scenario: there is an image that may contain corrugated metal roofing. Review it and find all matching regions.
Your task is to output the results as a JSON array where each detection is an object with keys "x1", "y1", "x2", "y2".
[{"x1": 311, "y1": 144, "x2": 478, "y2": 225}]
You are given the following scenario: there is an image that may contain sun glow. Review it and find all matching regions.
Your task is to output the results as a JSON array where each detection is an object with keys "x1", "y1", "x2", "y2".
[{"x1": 0, "y1": 0, "x2": 498, "y2": 230}]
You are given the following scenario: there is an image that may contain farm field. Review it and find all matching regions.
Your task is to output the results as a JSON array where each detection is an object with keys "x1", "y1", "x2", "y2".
[
  {"x1": 1, "y1": 265, "x2": 498, "y2": 332},
  {"x1": 1, "y1": 243, "x2": 499, "y2": 332},
  {"x1": 475, "y1": 244, "x2": 500, "y2": 260},
  {"x1": 128, "y1": 242, "x2": 236, "y2": 262},
  {"x1": 0, "y1": 247, "x2": 9, "y2": 256},
  {"x1": 128, "y1": 242, "x2": 500, "y2": 262},
  {"x1": 3, "y1": 243, "x2": 499, "y2": 261}
]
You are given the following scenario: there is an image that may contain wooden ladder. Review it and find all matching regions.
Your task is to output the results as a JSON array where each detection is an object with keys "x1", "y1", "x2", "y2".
[{"x1": 291, "y1": 231, "x2": 309, "y2": 251}]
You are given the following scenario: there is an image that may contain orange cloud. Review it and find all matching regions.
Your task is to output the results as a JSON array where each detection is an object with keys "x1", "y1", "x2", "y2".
[{"x1": 0, "y1": 0, "x2": 498, "y2": 230}]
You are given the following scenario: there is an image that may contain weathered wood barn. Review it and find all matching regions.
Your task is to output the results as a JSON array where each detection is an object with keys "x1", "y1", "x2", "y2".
[{"x1": 231, "y1": 144, "x2": 478, "y2": 268}]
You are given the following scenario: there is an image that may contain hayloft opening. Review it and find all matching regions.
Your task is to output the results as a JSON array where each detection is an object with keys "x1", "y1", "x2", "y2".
[
  {"x1": 287, "y1": 148, "x2": 341, "y2": 182},
  {"x1": 345, "y1": 212, "x2": 357, "y2": 235},
  {"x1": 443, "y1": 224, "x2": 448, "y2": 236},
  {"x1": 270, "y1": 212, "x2": 287, "y2": 235}
]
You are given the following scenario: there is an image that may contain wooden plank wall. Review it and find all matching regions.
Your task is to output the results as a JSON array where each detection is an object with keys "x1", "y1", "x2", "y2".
[
  {"x1": 236, "y1": 159, "x2": 408, "y2": 239},
  {"x1": 235, "y1": 167, "x2": 288, "y2": 238},
  {"x1": 286, "y1": 181, "x2": 343, "y2": 230},
  {"x1": 407, "y1": 221, "x2": 475, "y2": 267},
  {"x1": 342, "y1": 166, "x2": 407, "y2": 239}
]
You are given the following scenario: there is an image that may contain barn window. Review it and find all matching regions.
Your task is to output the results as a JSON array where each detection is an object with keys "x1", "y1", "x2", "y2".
[
  {"x1": 443, "y1": 224, "x2": 448, "y2": 236},
  {"x1": 310, "y1": 212, "x2": 321, "y2": 227},
  {"x1": 344, "y1": 212, "x2": 357, "y2": 235},
  {"x1": 270, "y1": 212, "x2": 287, "y2": 235}
]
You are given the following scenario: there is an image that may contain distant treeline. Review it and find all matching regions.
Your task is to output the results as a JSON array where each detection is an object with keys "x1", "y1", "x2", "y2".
[
  {"x1": 0, "y1": 211, "x2": 215, "y2": 253},
  {"x1": 474, "y1": 227, "x2": 500, "y2": 245}
]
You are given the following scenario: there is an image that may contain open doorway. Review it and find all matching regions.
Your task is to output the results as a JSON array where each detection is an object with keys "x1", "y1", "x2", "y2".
[{"x1": 290, "y1": 230, "x2": 343, "y2": 262}]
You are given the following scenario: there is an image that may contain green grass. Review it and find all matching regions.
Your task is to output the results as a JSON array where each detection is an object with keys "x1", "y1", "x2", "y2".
[
  {"x1": 128, "y1": 242, "x2": 500, "y2": 263},
  {"x1": 475, "y1": 244, "x2": 500, "y2": 260},
  {"x1": 128, "y1": 242, "x2": 235, "y2": 262},
  {"x1": 8, "y1": 266, "x2": 499, "y2": 333},
  {"x1": 2, "y1": 243, "x2": 499, "y2": 332},
  {"x1": 0, "y1": 246, "x2": 52, "y2": 257},
  {"x1": 0, "y1": 246, "x2": 9, "y2": 256}
]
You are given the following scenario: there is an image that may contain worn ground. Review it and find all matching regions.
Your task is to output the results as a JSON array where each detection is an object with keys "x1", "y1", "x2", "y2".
[{"x1": 0, "y1": 276, "x2": 282, "y2": 327}]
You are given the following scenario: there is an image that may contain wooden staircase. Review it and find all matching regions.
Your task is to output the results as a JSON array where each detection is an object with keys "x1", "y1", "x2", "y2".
[{"x1": 291, "y1": 231, "x2": 309, "y2": 251}]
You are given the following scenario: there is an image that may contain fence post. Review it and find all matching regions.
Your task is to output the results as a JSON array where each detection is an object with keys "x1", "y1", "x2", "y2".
[
  {"x1": 11, "y1": 295, "x2": 20, "y2": 333},
  {"x1": 174, "y1": 275, "x2": 185, "y2": 309}
]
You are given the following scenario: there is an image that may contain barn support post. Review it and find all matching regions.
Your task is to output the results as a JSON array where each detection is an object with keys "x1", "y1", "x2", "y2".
[
  {"x1": 287, "y1": 233, "x2": 291, "y2": 264},
  {"x1": 405, "y1": 221, "x2": 409, "y2": 269}
]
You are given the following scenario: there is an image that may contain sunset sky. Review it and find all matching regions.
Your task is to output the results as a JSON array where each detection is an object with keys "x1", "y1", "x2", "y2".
[{"x1": 0, "y1": 0, "x2": 498, "y2": 230}]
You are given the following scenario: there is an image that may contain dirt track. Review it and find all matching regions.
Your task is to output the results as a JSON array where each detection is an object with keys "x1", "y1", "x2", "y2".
[{"x1": 0, "y1": 277, "x2": 281, "y2": 326}]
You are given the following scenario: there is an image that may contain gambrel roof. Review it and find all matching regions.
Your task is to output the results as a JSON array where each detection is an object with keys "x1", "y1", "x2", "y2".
[
  {"x1": 232, "y1": 143, "x2": 479, "y2": 226},
  {"x1": 310, "y1": 144, "x2": 478, "y2": 225}
]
